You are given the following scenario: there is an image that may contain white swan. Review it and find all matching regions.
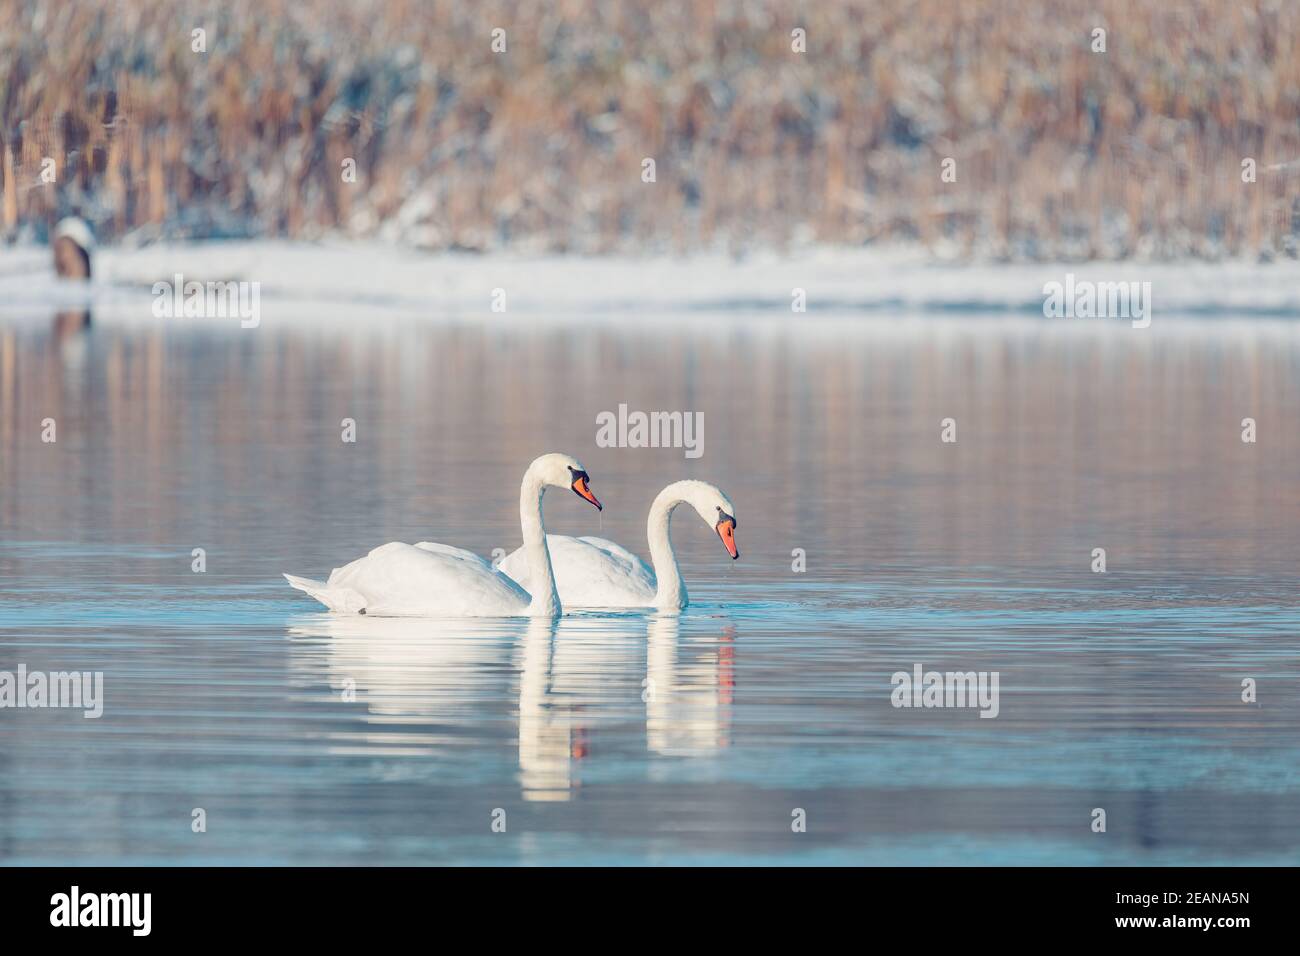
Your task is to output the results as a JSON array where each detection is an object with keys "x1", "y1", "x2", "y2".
[
  {"x1": 284, "y1": 452, "x2": 602, "y2": 617},
  {"x1": 498, "y1": 479, "x2": 737, "y2": 612}
]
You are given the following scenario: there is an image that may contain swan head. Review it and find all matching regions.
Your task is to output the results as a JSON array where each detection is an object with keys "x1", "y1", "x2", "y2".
[
  {"x1": 707, "y1": 502, "x2": 738, "y2": 561},
  {"x1": 666, "y1": 480, "x2": 739, "y2": 560},
  {"x1": 530, "y1": 452, "x2": 603, "y2": 511}
]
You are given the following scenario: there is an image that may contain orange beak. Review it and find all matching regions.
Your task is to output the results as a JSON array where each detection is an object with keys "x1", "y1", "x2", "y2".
[
  {"x1": 572, "y1": 474, "x2": 602, "y2": 511},
  {"x1": 716, "y1": 518, "x2": 739, "y2": 560}
]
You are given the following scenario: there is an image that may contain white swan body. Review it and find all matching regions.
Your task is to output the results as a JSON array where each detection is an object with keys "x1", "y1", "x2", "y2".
[
  {"x1": 498, "y1": 479, "x2": 737, "y2": 612},
  {"x1": 284, "y1": 453, "x2": 602, "y2": 617}
]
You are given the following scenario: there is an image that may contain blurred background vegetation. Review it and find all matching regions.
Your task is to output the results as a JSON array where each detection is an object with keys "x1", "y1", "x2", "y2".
[{"x1": 2, "y1": 0, "x2": 1298, "y2": 258}]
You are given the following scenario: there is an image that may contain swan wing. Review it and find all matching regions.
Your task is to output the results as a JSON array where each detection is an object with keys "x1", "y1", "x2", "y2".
[
  {"x1": 498, "y1": 535, "x2": 623, "y2": 587},
  {"x1": 496, "y1": 545, "x2": 531, "y2": 587},
  {"x1": 575, "y1": 536, "x2": 651, "y2": 571},
  {"x1": 318, "y1": 541, "x2": 530, "y2": 616},
  {"x1": 413, "y1": 540, "x2": 495, "y2": 572},
  {"x1": 503, "y1": 534, "x2": 656, "y2": 608}
]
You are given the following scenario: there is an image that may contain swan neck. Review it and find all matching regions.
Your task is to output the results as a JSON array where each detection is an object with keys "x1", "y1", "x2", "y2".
[
  {"x1": 647, "y1": 490, "x2": 686, "y2": 610},
  {"x1": 520, "y1": 468, "x2": 560, "y2": 616}
]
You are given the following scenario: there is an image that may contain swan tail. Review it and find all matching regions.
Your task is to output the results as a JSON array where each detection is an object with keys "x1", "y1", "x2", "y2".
[{"x1": 283, "y1": 573, "x2": 367, "y2": 614}]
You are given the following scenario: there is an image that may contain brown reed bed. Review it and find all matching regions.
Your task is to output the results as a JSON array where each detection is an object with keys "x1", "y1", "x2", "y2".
[{"x1": 2, "y1": 0, "x2": 1297, "y2": 259}]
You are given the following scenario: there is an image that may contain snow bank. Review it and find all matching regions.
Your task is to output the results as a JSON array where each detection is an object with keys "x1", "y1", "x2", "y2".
[{"x1": 2, "y1": 241, "x2": 1298, "y2": 324}]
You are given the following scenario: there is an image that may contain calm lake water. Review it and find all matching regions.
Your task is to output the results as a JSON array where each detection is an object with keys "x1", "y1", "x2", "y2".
[{"x1": 1, "y1": 306, "x2": 1298, "y2": 864}]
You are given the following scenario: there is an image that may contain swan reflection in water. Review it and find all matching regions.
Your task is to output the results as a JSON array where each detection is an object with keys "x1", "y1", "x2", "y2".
[
  {"x1": 645, "y1": 616, "x2": 734, "y2": 757},
  {"x1": 287, "y1": 612, "x2": 736, "y2": 800}
]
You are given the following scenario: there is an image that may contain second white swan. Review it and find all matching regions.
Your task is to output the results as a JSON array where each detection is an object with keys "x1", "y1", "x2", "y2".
[{"x1": 498, "y1": 479, "x2": 737, "y2": 612}]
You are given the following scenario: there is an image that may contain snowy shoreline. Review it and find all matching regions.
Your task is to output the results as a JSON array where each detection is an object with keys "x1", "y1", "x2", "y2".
[{"x1": 2, "y1": 241, "x2": 1299, "y2": 323}]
